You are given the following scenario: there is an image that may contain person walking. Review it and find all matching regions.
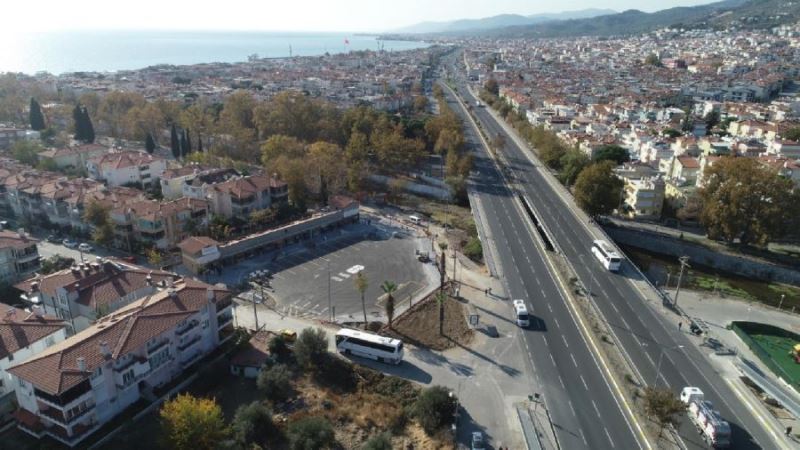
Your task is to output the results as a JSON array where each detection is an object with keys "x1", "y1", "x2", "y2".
[{"x1": 679, "y1": 322, "x2": 683, "y2": 331}]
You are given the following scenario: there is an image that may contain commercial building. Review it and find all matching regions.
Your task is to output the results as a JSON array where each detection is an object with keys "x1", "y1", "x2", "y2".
[{"x1": 8, "y1": 280, "x2": 233, "y2": 447}]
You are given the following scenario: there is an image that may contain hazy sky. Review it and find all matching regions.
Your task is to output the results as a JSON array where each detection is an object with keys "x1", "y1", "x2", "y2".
[{"x1": 7, "y1": 0, "x2": 718, "y2": 33}]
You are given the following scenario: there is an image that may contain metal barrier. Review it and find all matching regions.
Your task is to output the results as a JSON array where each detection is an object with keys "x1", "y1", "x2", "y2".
[
  {"x1": 737, "y1": 358, "x2": 800, "y2": 420},
  {"x1": 731, "y1": 322, "x2": 800, "y2": 390}
]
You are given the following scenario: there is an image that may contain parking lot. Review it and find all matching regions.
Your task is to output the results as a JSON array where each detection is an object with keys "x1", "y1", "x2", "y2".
[{"x1": 217, "y1": 220, "x2": 439, "y2": 322}]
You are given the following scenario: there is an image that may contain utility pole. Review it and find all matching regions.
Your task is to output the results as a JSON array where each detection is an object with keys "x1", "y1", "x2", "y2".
[
  {"x1": 254, "y1": 282, "x2": 262, "y2": 331},
  {"x1": 327, "y1": 258, "x2": 332, "y2": 322},
  {"x1": 673, "y1": 256, "x2": 690, "y2": 308}
]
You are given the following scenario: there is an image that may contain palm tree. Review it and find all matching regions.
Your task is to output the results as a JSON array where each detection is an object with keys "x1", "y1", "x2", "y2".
[
  {"x1": 381, "y1": 281, "x2": 398, "y2": 328},
  {"x1": 354, "y1": 271, "x2": 369, "y2": 329},
  {"x1": 435, "y1": 291, "x2": 447, "y2": 336}
]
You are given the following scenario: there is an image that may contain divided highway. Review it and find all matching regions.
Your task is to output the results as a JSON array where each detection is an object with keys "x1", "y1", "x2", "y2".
[
  {"x1": 440, "y1": 83, "x2": 644, "y2": 449},
  {"x1": 453, "y1": 76, "x2": 775, "y2": 449}
]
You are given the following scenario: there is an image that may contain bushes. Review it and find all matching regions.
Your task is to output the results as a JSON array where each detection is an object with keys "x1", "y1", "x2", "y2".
[
  {"x1": 294, "y1": 327, "x2": 329, "y2": 370},
  {"x1": 231, "y1": 401, "x2": 274, "y2": 446},
  {"x1": 412, "y1": 385, "x2": 457, "y2": 435},
  {"x1": 257, "y1": 363, "x2": 292, "y2": 403},
  {"x1": 463, "y1": 236, "x2": 483, "y2": 262},
  {"x1": 362, "y1": 432, "x2": 393, "y2": 450},
  {"x1": 287, "y1": 416, "x2": 336, "y2": 450}
]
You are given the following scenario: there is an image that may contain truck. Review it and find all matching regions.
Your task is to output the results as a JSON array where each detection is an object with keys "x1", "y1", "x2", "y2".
[{"x1": 680, "y1": 387, "x2": 732, "y2": 448}]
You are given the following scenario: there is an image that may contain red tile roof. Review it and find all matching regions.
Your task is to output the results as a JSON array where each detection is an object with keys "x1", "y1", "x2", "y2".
[
  {"x1": 0, "y1": 230, "x2": 38, "y2": 251},
  {"x1": 0, "y1": 306, "x2": 65, "y2": 360}
]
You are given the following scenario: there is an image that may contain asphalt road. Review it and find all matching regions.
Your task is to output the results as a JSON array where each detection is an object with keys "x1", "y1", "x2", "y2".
[
  {"x1": 452, "y1": 68, "x2": 775, "y2": 449},
  {"x1": 440, "y1": 80, "x2": 642, "y2": 449}
]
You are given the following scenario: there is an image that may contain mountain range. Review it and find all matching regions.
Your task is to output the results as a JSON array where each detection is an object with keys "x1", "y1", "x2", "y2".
[{"x1": 393, "y1": 8, "x2": 617, "y2": 34}]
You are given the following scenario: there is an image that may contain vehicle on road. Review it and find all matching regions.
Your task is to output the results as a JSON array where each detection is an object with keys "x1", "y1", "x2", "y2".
[
  {"x1": 409, "y1": 215, "x2": 421, "y2": 225},
  {"x1": 62, "y1": 239, "x2": 77, "y2": 248},
  {"x1": 78, "y1": 243, "x2": 93, "y2": 252},
  {"x1": 46, "y1": 234, "x2": 60, "y2": 243},
  {"x1": 475, "y1": 100, "x2": 483, "y2": 108},
  {"x1": 279, "y1": 329, "x2": 297, "y2": 343},
  {"x1": 512, "y1": 299, "x2": 530, "y2": 328},
  {"x1": 335, "y1": 328, "x2": 404, "y2": 365},
  {"x1": 471, "y1": 431, "x2": 486, "y2": 450},
  {"x1": 681, "y1": 387, "x2": 732, "y2": 448},
  {"x1": 591, "y1": 239, "x2": 623, "y2": 272}
]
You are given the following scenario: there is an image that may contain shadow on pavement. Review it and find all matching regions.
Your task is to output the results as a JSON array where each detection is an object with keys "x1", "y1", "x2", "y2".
[{"x1": 341, "y1": 353, "x2": 433, "y2": 384}]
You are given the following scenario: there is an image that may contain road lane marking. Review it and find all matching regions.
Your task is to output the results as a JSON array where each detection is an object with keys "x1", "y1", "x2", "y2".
[
  {"x1": 561, "y1": 335, "x2": 569, "y2": 348},
  {"x1": 592, "y1": 400, "x2": 601, "y2": 417},
  {"x1": 570, "y1": 353, "x2": 578, "y2": 367},
  {"x1": 581, "y1": 374, "x2": 589, "y2": 391},
  {"x1": 605, "y1": 427, "x2": 616, "y2": 448}
]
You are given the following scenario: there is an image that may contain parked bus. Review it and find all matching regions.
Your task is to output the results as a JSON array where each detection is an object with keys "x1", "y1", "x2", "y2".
[
  {"x1": 591, "y1": 239, "x2": 623, "y2": 272},
  {"x1": 335, "y1": 328, "x2": 404, "y2": 365}
]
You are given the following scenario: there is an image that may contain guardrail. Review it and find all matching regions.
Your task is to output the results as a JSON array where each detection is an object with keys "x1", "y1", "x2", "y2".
[
  {"x1": 737, "y1": 358, "x2": 800, "y2": 420},
  {"x1": 515, "y1": 405, "x2": 543, "y2": 450}
]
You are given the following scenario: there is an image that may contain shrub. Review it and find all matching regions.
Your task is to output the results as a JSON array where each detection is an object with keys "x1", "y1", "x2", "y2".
[
  {"x1": 362, "y1": 432, "x2": 392, "y2": 450},
  {"x1": 268, "y1": 335, "x2": 289, "y2": 360},
  {"x1": 463, "y1": 237, "x2": 483, "y2": 261},
  {"x1": 257, "y1": 364, "x2": 292, "y2": 403},
  {"x1": 413, "y1": 386, "x2": 456, "y2": 435},
  {"x1": 231, "y1": 401, "x2": 274, "y2": 445},
  {"x1": 287, "y1": 416, "x2": 336, "y2": 450},
  {"x1": 294, "y1": 328, "x2": 328, "y2": 370},
  {"x1": 159, "y1": 393, "x2": 228, "y2": 450}
]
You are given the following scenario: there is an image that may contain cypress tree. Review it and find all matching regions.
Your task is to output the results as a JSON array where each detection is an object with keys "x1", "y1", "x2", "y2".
[
  {"x1": 170, "y1": 124, "x2": 180, "y2": 159},
  {"x1": 73, "y1": 104, "x2": 86, "y2": 141},
  {"x1": 197, "y1": 133, "x2": 203, "y2": 153},
  {"x1": 29, "y1": 98, "x2": 46, "y2": 131},
  {"x1": 82, "y1": 107, "x2": 95, "y2": 143},
  {"x1": 179, "y1": 129, "x2": 188, "y2": 159},
  {"x1": 185, "y1": 129, "x2": 192, "y2": 155},
  {"x1": 145, "y1": 133, "x2": 156, "y2": 154}
]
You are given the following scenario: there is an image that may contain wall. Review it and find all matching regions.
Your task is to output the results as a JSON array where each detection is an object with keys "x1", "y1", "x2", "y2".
[{"x1": 604, "y1": 225, "x2": 800, "y2": 287}]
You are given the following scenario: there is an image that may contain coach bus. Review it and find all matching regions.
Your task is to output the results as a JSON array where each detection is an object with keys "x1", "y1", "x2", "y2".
[
  {"x1": 591, "y1": 239, "x2": 623, "y2": 272},
  {"x1": 335, "y1": 328, "x2": 404, "y2": 365}
]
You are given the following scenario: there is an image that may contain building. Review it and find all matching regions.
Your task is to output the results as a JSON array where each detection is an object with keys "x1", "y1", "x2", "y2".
[
  {"x1": 205, "y1": 174, "x2": 288, "y2": 220},
  {"x1": 0, "y1": 306, "x2": 66, "y2": 424},
  {"x1": 86, "y1": 151, "x2": 167, "y2": 188},
  {"x1": 38, "y1": 145, "x2": 108, "y2": 171},
  {"x1": 7, "y1": 280, "x2": 233, "y2": 447},
  {"x1": 229, "y1": 331, "x2": 272, "y2": 378},
  {"x1": 0, "y1": 127, "x2": 30, "y2": 150},
  {"x1": 110, "y1": 197, "x2": 210, "y2": 250},
  {"x1": 622, "y1": 177, "x2": 666, "y2": 219},
  {"x1": 0, "y1": 230, "x2": 40, "y2": 283},
  {"x1": 15, "y1": 259, "x2": 178, "y2": 334}
]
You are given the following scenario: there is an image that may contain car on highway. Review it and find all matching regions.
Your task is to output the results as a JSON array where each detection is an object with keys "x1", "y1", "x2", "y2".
[
  {"x1": 78, "y1": 243, "x2": 93, "y2": 252},
  {"x1": 62, "y1": 238, "x2": 77, "y2": 248}
]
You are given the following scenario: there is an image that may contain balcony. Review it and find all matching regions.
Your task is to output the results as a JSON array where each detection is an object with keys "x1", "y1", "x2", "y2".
[
  {"x1": 176, "y1": 320, "x2": 199, "y2": 337},
  {"x1": 217, "y1": 313, "x2": 233, "y2": 329},
  {"x1": 178, "y1": 335, "x2": 202, "y2": 353},
  {"x1": 34, "y1": 381, "x2": 91, "y2": 409},
  {"x1": 39, "y1": 401, "x2": 95, "y2": 427},
  {"x1": 146, "y1": 339, "x2": 169, "y2": 355}
]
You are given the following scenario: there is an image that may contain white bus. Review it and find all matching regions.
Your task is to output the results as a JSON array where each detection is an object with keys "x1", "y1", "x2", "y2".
[
  {"x1": 591, "y1": 240, "x2": 623, "y2": 272},
  {"x1": 512, "y1": 299, "x2": 530, "y2": 328},
  {"x1": 335, "y1": 329, "x2": 404, "y2": 365}
]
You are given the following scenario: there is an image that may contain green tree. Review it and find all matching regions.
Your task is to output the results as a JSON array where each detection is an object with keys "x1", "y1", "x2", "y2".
[
  {"x1": 287, "y1": 416, "x2": 336, "y2": 450},
  {"x1": 11, "y1": 140, "x2": 42, "y2": 166},
  {"x1": 145, "y1": 132, "x2": 156, "y2": 154},
  {"x1": 29, "y1": 98, "x2": 46, "y2": 131},
  {"x1": 435, "y1": 291, "x2": 447, "y2": 336},
  {"x1": 413, "y1": 386, "x2": 457, "y2": 435},
  {"x1": 272, "y1": 156, "x2": 308, "y2": 211},
  {"x1": 484, "y1": 78, "x2": 499, "y2": 96},
  {"x1": 380, "y1": 280, "x2": 397, "y2": 327},
  {"x1": 644, "y1": 53, "x2": 662, "y2": 67},
  {"x1": 99, "y1": 91, "x2": 145, "y2": 138},
  {"x1": 642, "y1": 387, "x2": 685, "y2": 438},
  {"x1": 573, "y1": 161, "x2": 624, "y2": 217},
  {"x1": 179, "y1": 129, "x2": 189, "y2": 159},
  {"x1": 354, "y1": 271, "x2": 369, "y2": 329},
  {"x1": 81, "y1": 106, "x2": 95, "y2": 143},
  {"x1": 261, "y1": 134, "x2": 306, "y2": 165},
  {"x1": 257, "y1": 363, "x2": 292, "y2": 403},
  {"x1": 72, "y1": 104, "x2": 87, "y2": 142},
  {"x1": 784, "y1": 127, "x2": 800, "y2": 142},
  {"x1": 93, "y1": 222, "x2": 114, "y2": 246},
  {"x1": 558, "y1": 148, "x2": 590, "y2": 186},
  {"x1": 170, "y1": 124, "x2": 180, "y2": 159},
  {"x1": 700, "y1": 157, "x2": 799, "y2": 246},
  {"x1": 593, "y1": 145, "x2": 630, "y2": 165},
  {"x1": 362, "y1": 432, "x2": 392, "y2": 450},
  {"x1": 83, "y1": 200, "x2": 111, "y2": 227},
  {"x1": 147, "y1": 248, "x2": 164, "y2": 267},
  {"x1": 159, "y1": 393, "x2": 228, "y2": 450},
  {"x1": 231, "y1": 401, "x2": 273, "y2": 446},
  {"x1": 704, "y1": 110, "x2": 720, "y2": 133},
  {"x1": 294, "y1": 327, "x2": 328, "y2": 371}
]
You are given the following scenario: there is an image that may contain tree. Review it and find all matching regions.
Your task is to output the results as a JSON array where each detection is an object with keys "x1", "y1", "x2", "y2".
[
  {"x1": 484, "y1": 78, "x2": 499, "y2": 96},
  {"x1": 704, "y1": 110, "x2": 720, "y2": 133},
  {"x1": 261, "y1": 135, "x2": 306, "y2": 165},
  {"x1": 413, "y1": 386, "x2": 456, "y2": 435},
  {"x1": 93, "y1": 222, "x2": 114, "y2": 246},
  {"x1": 700, "y1": 157, "x2": 799, "y2": 246},
  {"x1": 308, "y1": 141, "x2": 346, "y2": 200},
  {"x1": 784, "y1": 127, "x2": 800, "y2": 142},
  {"x1": 287, "y1": 416, "x2": 336, "y2": 450},
  {"x1": 180, "y1": 129, "x2": 189, "y2": 159},
  {"x1": 197, "y1": 133, "x2": 203, "y2": 153},
  {"x1": 11, "y1": 140, "x2": 42, "y2": 166},
  {"x1": 83, "y1": 200, "x2": 111, "y2": 227},
  {"x1": 294, "y1": 327, "x2": 328, "y2": 371},
  {"x1": 573, "y1": 161, "x2": 624, "y2": 217},
  {"x1": 593, "y1": 145, "x2": 630, "y2": 165},
  {"x1": 644, "y1": 53, "x2": 662, "y2": 67},
  {"x1": 29, "y1": 98, "x2": 46, "y2": 131},
  {"x1": 145, "y1": 132, "x2": 156, "y2": 154},
  {"x1": 354, "y1": 271, "x2": 369, "y2": 329},
  {"x1": 98, "y1": 91, "x2": 145, "y2": 138},
  {"x1": 170, "y1": 124, "x2": 180, "y2": 159},
  {"x1": 558, "y1": 148, "x2": 590, "y2": 186},
  {"x1": 257, "y1": 363, "x2": 292, "y2": 403},
  {"x1": 642, "y1": 387, "x2": 685, "y2": 438},
  {"x1": 81, "y1": 106, "x2": 95, "y2": 143},
  {"x1": 676, "y1": 194, "x2": 703, "y2": 222},
  {"x1": 362, "y1": 433, "x2": 392, "y2": 450},
  {"x1": 231, "y1": 401, "x2": 273, "y2": 446},
  {"x1": 159, "y1": 393, "x2": 228, "y2": 450},
  {"x1": 147, "y1": 248, "x2": 163, "y2": 267},
  {"x1": 73, "y1": 104, "x2": 88, "y2": 142},
  {"x1": 268, "y1": 335, "x2": 289, "y2": 359},
  {"x1": 380, "y1": 281, "x2": 397, "y2": 327},
  {"x1": 185, "y1": 129, "x2": 192, "y2": 155}
]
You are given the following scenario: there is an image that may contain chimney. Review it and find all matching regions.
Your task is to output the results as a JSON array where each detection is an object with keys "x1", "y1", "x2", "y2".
[
  {"x1": 77, "y1": 357, "x2": 86, "y2": 372},
  {"x1": 99, "y1": 341, "x2": 110, "y2": 358},
  {"x1": 146, "y1": 272, "x2": 153, "y2": 286},
  {"x1": 30, "y1": 281, "x2": 39, "y2": 292},
  {"x1": 32, "y1": 305, "x2": 43, "y2": 317},
  {"x1": 206, "y1": 287, "x2": 214, "y2": 303}
]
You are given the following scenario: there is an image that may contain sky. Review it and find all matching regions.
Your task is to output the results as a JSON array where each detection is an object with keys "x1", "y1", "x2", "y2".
[{"x1": 6, "y1": 0, "x2": 719, "y2": 33}]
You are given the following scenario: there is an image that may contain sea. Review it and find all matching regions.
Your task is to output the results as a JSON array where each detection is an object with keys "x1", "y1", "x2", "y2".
[{"x1": 0, "y1": 30, "x2": 429, "y2": 75}]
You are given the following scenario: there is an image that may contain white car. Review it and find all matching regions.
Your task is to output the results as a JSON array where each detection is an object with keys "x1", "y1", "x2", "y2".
[
  {"x1": 78, "y1": 243, "x2": 93, "y2": 252},
  {"x1": 62, "y1": 239, "x2": 78, "y2": 248}
]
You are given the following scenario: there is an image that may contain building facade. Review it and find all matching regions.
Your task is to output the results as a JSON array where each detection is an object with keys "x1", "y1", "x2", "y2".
[{"x1": 0, "y1": 230, "x2": 40, "y2": 283}]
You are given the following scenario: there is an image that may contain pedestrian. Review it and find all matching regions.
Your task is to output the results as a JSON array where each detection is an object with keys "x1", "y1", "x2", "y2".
[
  {"x1": 787, "y1": 426, "x2": 792, "y2": 436},
  {"x1": 679, "y1": 322, "x2": 683, "y2": 331}
]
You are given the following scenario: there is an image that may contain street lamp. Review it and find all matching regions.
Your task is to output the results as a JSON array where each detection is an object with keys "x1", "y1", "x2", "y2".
[
  {"x1": 653, "y1": 344, "x2": 684, "y2": 387},
  {"x1": 779, "y1": 294, "x2": 786, "y2": 310}
]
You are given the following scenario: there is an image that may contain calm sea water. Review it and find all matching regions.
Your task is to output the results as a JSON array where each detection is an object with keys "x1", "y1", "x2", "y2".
[{"x1": 0, "y1": 31, "x2": 429, "y2": 75}]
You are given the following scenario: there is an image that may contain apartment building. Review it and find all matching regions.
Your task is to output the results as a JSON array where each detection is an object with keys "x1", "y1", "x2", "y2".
[
  {"x1": 0, "y1": 127, "x2": 30, "y2": 150},
  {"x1": 205, "y1": 174, "x2": 288, "y2": 220},
  {"x1": 15, "y1": 259, "x2": 178, "y2": 334},
  {"x1": 0, "y1": 230, "x2": 41, "y2": 283},
  {"x1": 38, "y1": 144, "x2": 108, "y2": 171},
  {"x1": 110, "y1": 197, "x2": 210, "y2": 250},
  {"x1": 622, "y1": 177, "x2": 666, "y2": 220},
  {"x1": 8, "y1": 280, "x2": 234, "y2": 447},
  {"x1": 86, "y1": 151, "x2": 167, "y2": 188}
]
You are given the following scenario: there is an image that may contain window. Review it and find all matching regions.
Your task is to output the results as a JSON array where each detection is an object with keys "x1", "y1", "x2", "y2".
[
  {"x1": 60, "y1": 297, "x2": 67, "y2": 305},
  {"x1": 202, "y1": 319, "x2": 208, "y2": 329},
  {"x1": 17, "y1": 378, "x2": 26, "y2": 388},
  {"x1": 45, "y1": 335, "x2": 56, "y2": 347},
  {"x1": 91, "y1": 367, "x2": 103, "y2": 380},
  {"x1": 149, "y1": 348, "x2": 171, "y2": 369},
  {"x1": 122, "y1": 370, "x2": 135, "y2": 386}
]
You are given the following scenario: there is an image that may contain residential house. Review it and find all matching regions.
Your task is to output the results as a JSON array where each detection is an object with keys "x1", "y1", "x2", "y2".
[
  {"x1": 110, "y1": 197, "x2": 210, "y2": 250},
  {"x1": 205, "y1": 174, "x2": 288, "y2": 220},
  {"x1": 0, "y1": 128, "x2": 30, "y2": 150},
  {"x1": 15, "y1": 260, "x2": 178, "y2": 333},
  {"x1": 229, "y1": 331, "x2": 272, "y2": 378},
  {"x1": 0, "y1": 230, "x2": 40, "y2": 283},
  {"x1": 86, "y1": 151, "x2": 167, "y2": 188},
  {"x1": 7, "y1": 280, "x2": 233, "y2": 447},
  {"x1": 660, "y1": 155, "x2": 701, "y2": 186},
  {"x1": 766, "y1": 140, "x2": 800, "y2": 159},
  {"x1": 622, "y1": 177, "x2": 665, "y2": 219},
  {"x1": 38, "y1": 145, "x2": 107, "y2": 171}
]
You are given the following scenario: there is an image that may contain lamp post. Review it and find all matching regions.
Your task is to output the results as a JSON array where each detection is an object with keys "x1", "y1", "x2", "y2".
[
  {"x1": 779, "y1": 294, "x2": 785, "y2": 310},
  {"x1": 654, "y1": 345, "x2": 684, "y2": 387},
  {"x1": 673, "y1": 256, "x2": 690, "y2": 308}
]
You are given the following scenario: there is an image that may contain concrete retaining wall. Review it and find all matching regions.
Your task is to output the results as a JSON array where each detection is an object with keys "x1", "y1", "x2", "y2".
[{"x1": 604, "y1": 226, "x2": 800, "y2": 287}]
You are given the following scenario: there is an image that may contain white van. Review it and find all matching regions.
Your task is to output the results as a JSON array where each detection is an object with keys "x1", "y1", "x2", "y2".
[
  {"x1": 512, "y1": 299, "x2": 530, "y2": 328},
  {"x1": 409, "y1": 215, "x2": 421, "y2": 225}
]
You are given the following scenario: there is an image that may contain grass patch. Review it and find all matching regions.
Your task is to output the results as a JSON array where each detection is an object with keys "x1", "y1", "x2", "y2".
[{"x1": 748, "y1": 332, "x2": 800, "y2": 388}]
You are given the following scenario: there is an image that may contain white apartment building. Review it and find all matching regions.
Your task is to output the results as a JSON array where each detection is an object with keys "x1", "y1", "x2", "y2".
[
  {"x1": 86, "y1": 151, "x2": 167, "y2": 188},
  {"x1": 622, "y1": 176, "x2": 666, "y2": 220},
  {"x1": 8, "y1": 280, "x2": 234, "y2": 447},
  {"x1": 0, "y1": 230, "x2": 41, "y2": 283}
]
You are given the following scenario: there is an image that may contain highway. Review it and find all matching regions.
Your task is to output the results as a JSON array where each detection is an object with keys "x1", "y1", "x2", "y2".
[
  {"x1": 450, "y1": 65, "x2": 776, "y2": 449},
  {"x1": 440, "y1": 81, "x2": 643, "y2": 449}
]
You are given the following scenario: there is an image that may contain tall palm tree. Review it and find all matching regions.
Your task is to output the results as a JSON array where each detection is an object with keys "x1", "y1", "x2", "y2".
[
  {"x1": 381, "y1": 281, "x2": 398, "y2": 328},
  {"x1": 354, "y1": 271, "x2": 369, "y2": 329}
]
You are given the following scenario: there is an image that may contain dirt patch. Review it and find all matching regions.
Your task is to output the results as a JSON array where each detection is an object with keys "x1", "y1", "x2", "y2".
[{"x1": 381, "y1": 284, "x2": 474, "y2": 351}]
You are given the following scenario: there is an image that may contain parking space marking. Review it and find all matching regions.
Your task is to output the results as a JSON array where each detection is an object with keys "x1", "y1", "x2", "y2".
[
  {"x1": 331, "y1": 276, "x2": 343, "y2": 282},
  {"x1": 338, "y1": 272, "x2": 351, "y2": 279}
]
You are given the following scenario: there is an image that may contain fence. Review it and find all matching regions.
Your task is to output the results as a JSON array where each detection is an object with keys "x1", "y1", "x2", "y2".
[{"x1": 731, "y1": 321, "x2": 800, "y2": 390}]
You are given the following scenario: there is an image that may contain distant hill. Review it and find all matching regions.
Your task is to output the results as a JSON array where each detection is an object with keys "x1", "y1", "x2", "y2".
[
  {"x1": 393, "y1": 8, "x2": 617, "y2": 34},
  {"x1": 474, "y1": 0, "x2": 800, "y2": 38}
]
